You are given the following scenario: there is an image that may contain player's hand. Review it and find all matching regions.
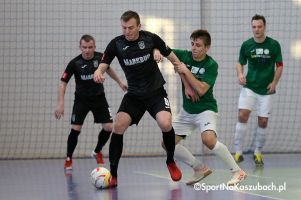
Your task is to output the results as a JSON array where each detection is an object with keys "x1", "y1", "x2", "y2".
[
  {"x1": 185, "y1": 86, "x2": 199, "y2": 102},
  {"x1": 94, "y1": 68, "x2": 105, "y2": 83},
  {"x1": 237, "y1": 74, "x2": 246, "y2": 85},
  {"x1": 174, "y1": 62, "x2": 189, "y2": 74},
  {"x1": 267, "y1": 82, "x2": 276, "y2": 94},
  {"x1": 153, "y1": 49, "x2": 164, "y2": 63},
  {"x1": 54, "y1": 104, "x2": 64, "y2": 119},
  {"x1": 119, "y1": 81, "x2": 128, "y2": 92}
]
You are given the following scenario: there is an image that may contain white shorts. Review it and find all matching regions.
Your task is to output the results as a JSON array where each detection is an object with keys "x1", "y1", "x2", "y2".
[
  {"x1": 173, "y1": 109, "x2": 218, "y2": 137},
  {"x1": 238, "y1": 88, "x2": 273, "y2": 117}
]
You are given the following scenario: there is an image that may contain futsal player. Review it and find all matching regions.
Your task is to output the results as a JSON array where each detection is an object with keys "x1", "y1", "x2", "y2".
[
  {"x1": 158, "y1": 29, "x2": 247, "y2": 185},
  {"x1": 54, "y1": 34, "x2": 127, "y2": 170},
  {"x1": 93, "y1": 10, "x2": 190, "y2": 187},
  {"x1": 233, "y1": 14, "x2": 284, "y2": 165}
]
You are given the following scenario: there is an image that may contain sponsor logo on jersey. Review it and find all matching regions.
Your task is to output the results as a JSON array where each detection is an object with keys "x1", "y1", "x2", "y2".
[
  {"x1": 251, "y1": 48, "x2": 271, "y2": 58},
  {"x1": 81, "y1": 65, "x2": 87, "y2": 69},
  {"x1": 123, "y1": 53, "x2": 151, "y2": 66},
  {"x1": 80, "y1": 74, "x2": 94, "y2": 80},
  {"x1": 93, "y1": 60, "x2": 98, "y2": 68},
  {"x1": 138, "y1": 41, "x2": 145, "y2": 49},
  {"x1": 204, "y1": 122, "x2": 211, "y2": 126}
]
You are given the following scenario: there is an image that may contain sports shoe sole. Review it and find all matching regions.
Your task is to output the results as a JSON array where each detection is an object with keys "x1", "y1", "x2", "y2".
[{"x1": 186, "y1": 169, "x2": 213, "y2": 185}]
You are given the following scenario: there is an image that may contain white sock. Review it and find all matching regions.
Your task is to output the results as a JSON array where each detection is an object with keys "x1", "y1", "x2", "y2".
[
  {"x1": 234, "y1": 122, "x2": 248, "y2": 154},
  {"x1": 254, "y1": 127, "x2": 266, "y2": 154},
  {"x1": 174, "y1": 144, "x2": 202, "y2": 169},
  {"x1": 212, "y1": 141, "x2": 240, "y2": 172}
]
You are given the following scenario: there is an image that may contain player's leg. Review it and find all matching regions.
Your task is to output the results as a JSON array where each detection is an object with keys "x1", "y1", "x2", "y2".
[
  {"x1": 170, "y1": 108, "x2": 212, "y2": 185},
  {"x1": 253, "y1": 94, "x2": 272, "y2": 165},
  {"x1": 108, "y1": 94, "x2": 144, "y2": 187},
  {"x1": 148, "y1": 89, "x2": 181, "y2": 181},
  {"x1": 199, "y1": 111, "x2": 246, "y2": 185},
  {"x1": 91, "y1": 94, "x2": 114, "y2": 165},
  {"x1": 234, "y1": 88, "x2": 255, "y2": 162},
  {"x1": 65, "y1": 96, "x2": 89, "y2": 170}
]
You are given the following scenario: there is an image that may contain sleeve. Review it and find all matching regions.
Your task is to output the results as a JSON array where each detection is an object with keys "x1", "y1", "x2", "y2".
[
  {"x1": 202, "y1": 61, "x2": 218, "y2": 87},
  {"x1": 152, "y1": 33, "x2": 172, "y2": 57},
  {"x1": 100, "y1": 39, "x2": 117, "y2": 65},
  {"x1": 60, "y1": 60, "x2": 74, "y2": 83},
  {"x1": 274, "y1": 41, "x2": 283, "y2": 63},
  {"x1": 238, "y1": 43, "x2": 247, "y2": 65}
]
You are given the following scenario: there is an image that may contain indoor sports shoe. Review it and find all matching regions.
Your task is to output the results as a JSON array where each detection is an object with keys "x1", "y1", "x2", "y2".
[
  {"x1": 234, "y1": 153, "x2": 244, "y2": 163},
  {"x1": 91, "y1": 151, "x2": 104, "y2": 165},
  {"x1": 167, "y1": 161, "x2": 182, "y2": 181},
  {"x1": 227, "y1": 169, "x2": 247, "y2": 186},
  {"x1": 64, "y1": 157, "x2": 72, "y2": 170},
  {"x1": 108, "y1": 176, "x2": 118, "y2": 188},
  {"x1": 186, "y1": 165, "x2": 212, "y2": 185},
  {"x1": 253, "y1": 153, "x2": 264, "y2": 166}
]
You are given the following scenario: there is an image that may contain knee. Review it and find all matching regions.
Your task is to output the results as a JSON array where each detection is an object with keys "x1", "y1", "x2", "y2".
[
  {"x1": 71, "y1": 125, "x2": 82, "y2": 132},
  {"x1": 238, "y1": 113, "x2": 249, "y2": 123},
  {"x1": 113, "y1": 120, "x2": 128, "y2": 134},
  {"x1": 258, "y1": 119, "x2": 268, "y2": 128},
  {"x1": 102, "y1": 123, "x2": 113, "y2": 132},
  {"x1": 202, "y1": 132, "x2": 217, "y2": 150}
]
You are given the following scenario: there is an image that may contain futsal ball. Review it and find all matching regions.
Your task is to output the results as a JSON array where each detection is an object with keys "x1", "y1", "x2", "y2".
[{"x1": 90, "y1": 167, "x2": 111, "y2": 189}]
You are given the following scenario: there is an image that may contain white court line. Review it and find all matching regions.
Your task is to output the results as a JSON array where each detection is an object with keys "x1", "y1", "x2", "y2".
[{"x1": 134, "y1": 170, "x2": 286, "y2": 200}]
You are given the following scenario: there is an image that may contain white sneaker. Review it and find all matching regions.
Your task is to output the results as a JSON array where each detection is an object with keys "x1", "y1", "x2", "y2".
[
  {"x1": 186, "y1": 165, "x2": 212, "y2": 185},
  {"x1": 227, "y1": 169, "x2": 247, "y2": 186}
]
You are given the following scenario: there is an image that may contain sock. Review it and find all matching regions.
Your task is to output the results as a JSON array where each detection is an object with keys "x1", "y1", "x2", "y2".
[
  {"x1": 254, "y1": 127, "x2": 266, "y2": 154},
  {"x1": 67, "y1": 129, "x2": 81, "y2": 158},
  {"x1": 109, "y1": 133, "x2": 123, "y2": 177},
  {"x1": 162, "y1": 128, "x2": 176, "y2": 164},
  {"x1": 211, "y1": 141, "x2": 240, "y2": 172},
  {"x1": 94, "y1": 129, "x2": 111, "y2": 153},
  {"x1": 234, "y1": 122, "x2": 247, "y2": 154},
  {"x1": 175, "y1": 144, "x2": 202, "y2": 169}
]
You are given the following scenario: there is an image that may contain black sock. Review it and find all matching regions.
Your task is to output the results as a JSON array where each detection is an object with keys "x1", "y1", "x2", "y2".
[
  {"x1": 67, "y1": 129, "x2": 80, "y2": 158},
  {"x1": 94, "y1": 129, "x2": 111, "y2": 153},
  {"x1": 162, "y1": 128, "x2": 175, "y2": 164},
  {"x1": 109, "y1": 133, "x2": 123, "y2": 177}
]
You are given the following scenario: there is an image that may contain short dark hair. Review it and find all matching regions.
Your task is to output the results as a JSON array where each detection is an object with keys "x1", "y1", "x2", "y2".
[
  {"x1": 120, "y1": 10, "x2": 140, "y2": 25},
  {"x1": 190, "y1": 29, "x2": 211, "y2": 46},
  {"x1": 80, "y1": 34, "x2": 95, "y2": 45},
  {"x1": 252, "y1": 14, "x2": 266, "y2": 26}
]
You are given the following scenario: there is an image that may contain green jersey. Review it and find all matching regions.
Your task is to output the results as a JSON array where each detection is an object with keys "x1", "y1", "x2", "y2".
[
  {"x1": 239, "y1": 36, "x2": 283, "y2": 95},
  {"x1": 173, "y1": 49, "x2": 218, "y2": 114}
]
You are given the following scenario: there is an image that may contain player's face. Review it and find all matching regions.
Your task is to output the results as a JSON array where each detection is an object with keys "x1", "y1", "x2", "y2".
[
  {"x1": 252, "y1": 19, "x2": 266, "y2": 39},
  {"x1": 191, "y1": 38, "x2": 209, "y2": 61},
  {"x1": 80, "y1": 40, "x2": 96, "y2": 60},
  {"x1": 121, "y1": 18, "x2": 141, "y2": 41}
]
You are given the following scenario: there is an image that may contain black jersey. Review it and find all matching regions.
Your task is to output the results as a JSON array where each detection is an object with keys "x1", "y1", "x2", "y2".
[
  {"x1": 101, "y1": 30, "x2": 172, "y2": 96},
  {"x1": 61, "y1": 52, "x2": 105, "y2": 96}
]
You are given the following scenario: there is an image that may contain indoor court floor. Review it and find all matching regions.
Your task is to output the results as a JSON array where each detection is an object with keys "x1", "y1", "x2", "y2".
[{"x1": 0, "y1": 154, "x2": 300, "y2": 200}]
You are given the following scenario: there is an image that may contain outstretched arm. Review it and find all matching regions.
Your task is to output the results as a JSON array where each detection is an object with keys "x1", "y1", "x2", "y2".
[
  {"x1": 94, "y1": 63, "x2": 109, "y2": 83},
  {"x1": 106, "y1": 67, "x2": 128, "y2": 92},
  {"x1": 54, "y1": 81, "x2": 67, "y2": 119}
]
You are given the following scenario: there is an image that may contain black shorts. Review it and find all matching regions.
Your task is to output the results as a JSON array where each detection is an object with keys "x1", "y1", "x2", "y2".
[
  {"x1": 71, "y1": 93, "x2": 113, "y2": 125},
  {"x1": 117, "y1": 87, "x2": 172, "y2": 125}
]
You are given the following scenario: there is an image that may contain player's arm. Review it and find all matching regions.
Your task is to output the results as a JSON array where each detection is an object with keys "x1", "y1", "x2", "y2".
[
  {"x1": 267, "y1": 62, "x2": 283, "y2": 94},
  {"x1": 54, "y1": 81, "x2": 67, "y2": 119},
  {"x1": 94, "y1": 63, "x2": 109, "y2": 83},
  {"x1": 166, "y1": 52, "x2": 199, "y2": 102},
  {"x1": 175, "y1": 62, "x2": 210, "y2": 97},
  {"x1": 236, "y1": 62, "x2": 246, "y2": 85},
  {"x1": 106, "y1": 67, "x2": 128, "y2": 92}
]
